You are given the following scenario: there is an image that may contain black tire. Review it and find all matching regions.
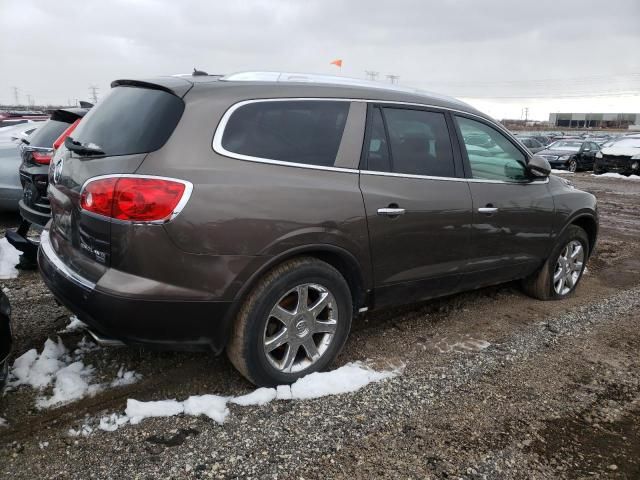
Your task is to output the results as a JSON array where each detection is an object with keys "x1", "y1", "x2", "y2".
[
  {"x1": 568, "y1": 158, "x2": 578, "y2": 173},
  {"x1": 522, "y1": 225, "x2": 589, "y2": 301},
  {"x1": 226, "y1": 257, "x2": 352, "y2": 386},
  {"x1": 592, "y1": 161, "x2": 605, "y2": 175}
]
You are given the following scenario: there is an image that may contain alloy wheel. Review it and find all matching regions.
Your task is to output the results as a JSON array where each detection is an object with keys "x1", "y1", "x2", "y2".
[
  {"x1": 569, "y1": 159, "x2": 577, "y2": 173},
  {"x1": 262, "y1": 283, "x2": 338, "y2": 373},
  {"x1": 553, "y1": 240, "x2": 585, "y2": 295}
]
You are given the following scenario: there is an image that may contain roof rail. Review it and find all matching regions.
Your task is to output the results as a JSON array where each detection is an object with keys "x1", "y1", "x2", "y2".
[{"x1": 220, "y1": 71, "x2": 469, "y2": 107}]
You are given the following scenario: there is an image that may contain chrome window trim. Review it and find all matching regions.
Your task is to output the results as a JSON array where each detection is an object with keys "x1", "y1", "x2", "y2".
[
  {"x1": 79, "y1": 174, "x2": 194, "y2": 224},
  {"x1": 212, "y1": 97, "x2": 543, "y2": 184},
  {"x1": 212, "y1": 98, "x2": 360, "y2": 174},
  {"x1": 361, "y1": 169, "x2": 549, "y2": 185},
  {"x1": 39, "y1": 229, "x2": 96, "y2": 290}
]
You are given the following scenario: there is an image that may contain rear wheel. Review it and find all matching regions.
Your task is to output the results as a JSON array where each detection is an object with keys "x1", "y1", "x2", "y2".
[
  {"x1": 522, "y1": 225, "x2": 589, "y2": 300},
  {"x1": 226, "y1": 257, "x2": 352, "y2": 386}
]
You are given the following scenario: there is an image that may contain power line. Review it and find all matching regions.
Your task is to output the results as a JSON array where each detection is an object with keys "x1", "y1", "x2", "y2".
[
  {"x1": 365, "y1": 70, "x2": 379, "y2": 81},
  {"x1": 386, "y1": 74, "x2": 400, "y2": 84},
  {"x1": 89, "y1": 85, "x2": 99, "y2": 104}
]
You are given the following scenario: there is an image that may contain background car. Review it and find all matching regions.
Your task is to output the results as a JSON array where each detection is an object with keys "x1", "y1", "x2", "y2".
[
  {"x1": 6, "y1": 108, "x2": 89, "y2": 266},
  {"x1": 537, "y1": 139, "x2": 600, "y2": 172},
  {"x1": 518, "y1": 136, "x2": 545, "y2": 153},
  {"x1": 594, "y1": 136, "x2": 640, "y2": 175},
  {"x1": 0, "y1": 122, "x2": 43, "y2": 210}
]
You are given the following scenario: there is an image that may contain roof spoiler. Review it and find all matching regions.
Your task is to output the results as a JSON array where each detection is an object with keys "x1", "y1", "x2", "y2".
[{"x1": 111, "y1": 77, "x2": 193, "y2": 98}]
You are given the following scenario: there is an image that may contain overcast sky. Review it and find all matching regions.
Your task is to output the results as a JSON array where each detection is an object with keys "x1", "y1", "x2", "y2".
[{"x1": 1, "y1": 0, "x2": 639, "y2": 120}]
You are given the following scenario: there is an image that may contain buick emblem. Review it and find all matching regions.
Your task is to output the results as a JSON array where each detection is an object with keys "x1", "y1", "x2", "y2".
[{"x1": 53, "y1": 157, "x2": 64, "y2": 184}]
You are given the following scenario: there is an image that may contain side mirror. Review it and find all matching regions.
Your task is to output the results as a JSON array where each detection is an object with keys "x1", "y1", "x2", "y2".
[{"x1": 527, "y1": 155, "x2": 551, "y2": 177}]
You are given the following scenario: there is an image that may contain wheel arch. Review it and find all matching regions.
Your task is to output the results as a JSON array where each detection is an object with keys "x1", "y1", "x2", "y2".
[
  {"x1": 562, "y1": 212, "x2": 598, "y2": 257},
  {"x1": 219, "y1": 244, "x2": 369, "y2": 350}
]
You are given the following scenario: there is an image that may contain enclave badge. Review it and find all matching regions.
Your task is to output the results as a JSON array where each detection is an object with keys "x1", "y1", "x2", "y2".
[{"x1": 53, "y1": 157, "x2": 64, "y2": 184}]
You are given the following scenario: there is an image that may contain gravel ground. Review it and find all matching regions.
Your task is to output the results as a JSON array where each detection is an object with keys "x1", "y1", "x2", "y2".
[{"x1": 1, "y1": 172, "x2": 639, "y2": 479}]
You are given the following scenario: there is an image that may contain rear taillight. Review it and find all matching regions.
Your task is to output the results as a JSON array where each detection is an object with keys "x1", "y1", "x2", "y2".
[
  {"x1": 53, "y1": 119, "x2": 81, "y2": 151},
  {"x1": 31, "y1": 151, "x2": 53, "y2": 164},
  {"x1": 80, "y1": 176, "x2": 191, "y2": 222}
]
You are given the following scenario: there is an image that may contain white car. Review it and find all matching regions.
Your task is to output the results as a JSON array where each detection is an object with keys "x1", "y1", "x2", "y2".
[
  {"x1": 0, "y1": 122, "x2": 44, "y2": 210},
  {"x1": 594, "y1": 136, "x2": 640, "y2": 176}
]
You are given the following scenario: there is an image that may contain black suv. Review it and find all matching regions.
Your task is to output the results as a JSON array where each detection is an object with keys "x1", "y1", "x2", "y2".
[{"x1": 7, "y1": 108, "x2": 89, "y2": 265}]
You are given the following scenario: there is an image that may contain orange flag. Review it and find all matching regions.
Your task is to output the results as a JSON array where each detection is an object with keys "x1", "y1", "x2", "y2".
[{"x1": 330, "y1": 59, "x2": 343, "y2": 68}]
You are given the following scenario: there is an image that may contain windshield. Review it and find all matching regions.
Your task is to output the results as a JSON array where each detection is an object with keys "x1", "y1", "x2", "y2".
[
  {"x1": 547, "y1": 140, "x2": 582, "y2": 152},
  {"x1": 26, "y1": 119, "x2": 69, "y2": 149}
]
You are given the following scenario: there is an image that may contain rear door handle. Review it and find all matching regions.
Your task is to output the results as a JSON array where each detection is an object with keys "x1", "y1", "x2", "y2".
[
  {"x1": 478, "y1": 207, "x2": 499, "y2": 214},
  {"x1": 377, "y1": 207, "x2": 406, "y2": 216}
]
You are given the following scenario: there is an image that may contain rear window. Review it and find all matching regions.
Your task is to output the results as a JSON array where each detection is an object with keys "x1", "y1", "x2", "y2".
[
  {"x1": 27, "y1": 120, "x2": 69, "y2": 148},
  {"x1": 220, "y1": 100, "x2": 349, "y2": 167},
  {"x1": 71, "y1": 86, "x2": 184, "y2": 156}
]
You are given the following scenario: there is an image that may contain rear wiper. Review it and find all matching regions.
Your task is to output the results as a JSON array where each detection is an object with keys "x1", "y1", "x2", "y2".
[{"x1": 65, "y1": 136, "x2": 105, "y2": 156}]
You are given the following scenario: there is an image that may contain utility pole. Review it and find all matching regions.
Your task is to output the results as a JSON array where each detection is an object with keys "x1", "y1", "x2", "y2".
[
  {"x1": 386, "y1": 74, "x2": 399, "y2": 84},
  {"x1": 89, "y1": 85, "x2": 99, "y2": 104},
  {"x1": 522, "y1": 107, "x2": 529, "y2": 122},
  {"x1": 12, "y1": 87, "x2": 20, "y2": 105},
  {"x1": 26, "y1": 94, "x2": 33, "y2": 106},
  {"x1": 365, "y1": 70, "x2": 379, "y2": 81}
]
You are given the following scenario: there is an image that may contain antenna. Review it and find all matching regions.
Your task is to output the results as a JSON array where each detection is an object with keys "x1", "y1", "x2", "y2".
[{"x1": 386, "y1": 74, "x2": 400, "y2": 84}]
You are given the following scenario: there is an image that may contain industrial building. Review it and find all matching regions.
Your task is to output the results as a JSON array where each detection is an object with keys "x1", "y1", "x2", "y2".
[{"x1": 549, "y1": 112, "x2": 640, "y2": 129}]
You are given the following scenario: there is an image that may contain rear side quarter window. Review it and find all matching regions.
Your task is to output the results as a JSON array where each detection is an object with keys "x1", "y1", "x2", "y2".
[{"x1": 217, "y1": 100, "x2": 349, "y2": 168}]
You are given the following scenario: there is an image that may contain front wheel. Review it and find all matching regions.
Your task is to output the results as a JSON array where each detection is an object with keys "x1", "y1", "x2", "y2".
[
  {"x1": 522, "y1": 225, "x2": 589, "y2": 300},
  {"x1": 593, "y1": 161, "x2": 605, "y2": 175},
  {"x1": 568, "y1": 158, "x2": 578, "y2": 173},
  {"x1": 226, "y1": 257, "x2": 352, "y2": 386}
]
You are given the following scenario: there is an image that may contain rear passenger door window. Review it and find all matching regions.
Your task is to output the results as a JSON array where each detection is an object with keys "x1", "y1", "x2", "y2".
[
  {"x1": 367, "y1": 107, "x2": 455, "y2": 177},
  {"x1": 219, "y1": 100, "x2": 349, "y2": 167}
]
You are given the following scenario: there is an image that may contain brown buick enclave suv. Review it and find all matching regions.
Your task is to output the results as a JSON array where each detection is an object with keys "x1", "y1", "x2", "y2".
[{"x1": 38, "y1": 72, "x2": 598, "y2": 386}]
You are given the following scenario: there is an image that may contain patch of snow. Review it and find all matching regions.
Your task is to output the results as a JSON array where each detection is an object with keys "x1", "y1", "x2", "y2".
[
  {"x1": 230, "y1": 387, "x2": 276, "y2": 406},
  {"x1": 60, "y1": 316, "x2": 86, "y2": 333},
  {"x1": 276, "y1": 384, "x2": 292, "y2": 400},
  {"x1": 102, "y1": 361, "x2": 400, "y2": 432},
  {"x1": 592, "y1": 172, "x2": 640, "y2": 181},
  {"x1": 433, "y1": 336, "x2": 491, "y2": 354},
  {"x1": 0, "y1": 417, "x2": 7, "y2": 427},
  {"x1": 551, "y1": 169, "x2": 573, "y2": 174},
  {"x1": 10, "y1": 338, "x2": 67, "y2": 389},
  {"x1": 36, "y1": 361, "x2": 98, "y2": 409},
  {"x1": 110, "y1": 366, "x2": 141, "y2": 387},
  {"x1": 9, "y1": 337, "x2": 141, "y2": 409},
  {"x1": 125, "y1": 399, "x2": 184, "y2": 425},
  {"x1": 0, "y1": 238, "x2": 20, "y2": 280},
  {"x1": 68, "y1": 425, "x2": 93, "y2": 437},
  {"x1": 183, "y1": 394, "x2": 230, "y2": 424},
  {"x1": 289, "y1": 362, "x2": 400, "y2": 400},
  {"x1": 38, "y1": 441, "x2": 49, "y2": 449},
  {"x1": 98, "y1": 413, "x2": 130, "y2": 432}
]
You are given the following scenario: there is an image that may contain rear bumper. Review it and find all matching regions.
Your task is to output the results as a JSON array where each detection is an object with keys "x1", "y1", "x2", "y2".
[
  {"x1": 18, "y1": 199, "x2": 50, "y2": 227},
  {"x1": 38, "y1": 229, "x2": 233, "y2": 353}
]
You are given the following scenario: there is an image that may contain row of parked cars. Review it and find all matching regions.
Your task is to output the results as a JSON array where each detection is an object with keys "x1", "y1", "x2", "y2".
[{"x1": 514, "y1": 132, "x2": 640, "y2": 174}]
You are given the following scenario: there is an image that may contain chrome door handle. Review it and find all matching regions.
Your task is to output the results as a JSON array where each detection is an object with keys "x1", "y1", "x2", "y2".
[
  {"x1": 478, "y1": 207, "x2": 498, "y2": 214},
  {"x1": 377, "y1": 207, "x2": 406, "y2": 216}
]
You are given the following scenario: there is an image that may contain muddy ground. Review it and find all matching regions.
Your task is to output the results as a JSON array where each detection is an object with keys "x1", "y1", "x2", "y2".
[{"x1": 1, "y1": 172, "x2": 639, "y2": 479}]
